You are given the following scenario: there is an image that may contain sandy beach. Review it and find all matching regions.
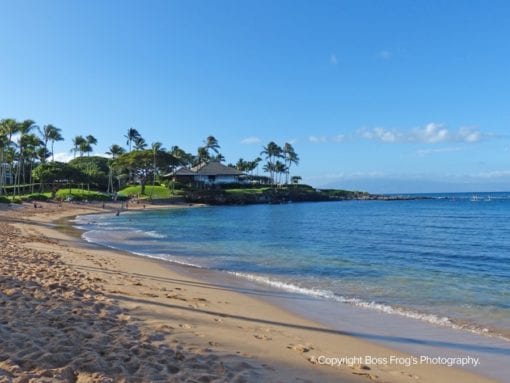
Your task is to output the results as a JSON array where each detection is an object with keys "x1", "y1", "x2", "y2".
[{"x1": 0, "y1": 202, "x2": 497, "y2": 382}]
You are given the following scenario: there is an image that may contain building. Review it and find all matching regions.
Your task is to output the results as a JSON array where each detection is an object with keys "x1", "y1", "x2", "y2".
[
  {"x1": 0, "y1": 163, "x2": 13, "y2": 185},
  {"x1": 168, "y1": 160, "x2": 245, "y2": 186}
]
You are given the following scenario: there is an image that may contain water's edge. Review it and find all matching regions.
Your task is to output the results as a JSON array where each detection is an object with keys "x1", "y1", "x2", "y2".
[{"x1": 62, "y1": 210, "x2": 510, "y2": 382}]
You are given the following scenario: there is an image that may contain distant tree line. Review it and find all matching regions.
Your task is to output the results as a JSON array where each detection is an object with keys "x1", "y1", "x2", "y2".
[{"x1": 0, "y1": 118, "x2": 300, "y2": 196}]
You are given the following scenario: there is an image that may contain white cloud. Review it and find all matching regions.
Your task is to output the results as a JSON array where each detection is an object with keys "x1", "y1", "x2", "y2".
[
  {"x1": 330, "y1": 53, "x2": 338, "y2": 65},
  {"x1": 360, "y1": 123, "x2": 486, "y2": 144},
  {"x1": 359, "y1": 127, "x2": 402, "y2": 143},
  {"x1": 457, "y1": 127, "x2": 481, "y2": 143},
  {"x1": 413, "y1": 123, "x2": 450, "y2": 143},
  {"x1": 53, "y1": 152, "x2": 74, "y2": 162},
  {"x1": 240, "y1": 136, "x2": 262, "y2": 145},
  {"x1": 308, "y1": 135, "x2": 328, "y2": 143},
  {"x1": 308, "y1": 134, "x2": 347, "y2": 143},
  {"x1": 331, "y1": 134, "x2": 346, "y2": 143}
]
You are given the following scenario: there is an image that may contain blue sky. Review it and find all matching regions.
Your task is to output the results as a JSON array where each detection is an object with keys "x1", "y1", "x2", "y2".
[{"x1": 1, "y1": 0, "x2": 509, "y2": 193}]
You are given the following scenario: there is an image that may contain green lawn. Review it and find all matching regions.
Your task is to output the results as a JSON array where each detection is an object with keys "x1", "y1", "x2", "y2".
[
  {"x1": 117, "y1": 185, "x2": 181, "y2": 199},
  {"x1": 54, "y1": 188, "x2": 111, "y2": 201}
]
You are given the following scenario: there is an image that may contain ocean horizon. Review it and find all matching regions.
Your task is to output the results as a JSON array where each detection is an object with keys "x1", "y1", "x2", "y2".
[{"x1": 74, "y1": 192, "x2": 510, "y2": 342}]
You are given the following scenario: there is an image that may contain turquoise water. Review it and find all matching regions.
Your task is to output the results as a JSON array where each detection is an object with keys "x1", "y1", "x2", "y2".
[{"x1": 75, "y1": 193, "x2": 510, "y2": 339}]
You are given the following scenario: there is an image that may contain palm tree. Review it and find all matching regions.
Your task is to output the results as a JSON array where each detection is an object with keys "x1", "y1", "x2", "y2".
[
  {"x1": 47, "y1": 126, "x2": 64, "y2": 162},
  {"x1": 14, "y1": 120, "x2": 37, "y2": 194},
  {"x1": 0, "y1": 119, "x2": 18, "y2": 194},
  {"x1": 169, "y1": 145, "x2": 193, "y2": 167},
  {"x1": 0, "y1": 120, "x2": 12, "y2": 195},
  {"x1": 106, "y1": 144, "x2": 125, "y2": 159},
  {"x1": 196, "y1": 146, "x2": 210, "y2": 165},
  {"x1": 282, "y1": 142, "x2": 299, "y2": 184},
  {"x1": 262, "y1": 162, "x2": 276, "y2": 184},
  {"x1": 214, "y1": 153, "x2": 225, "y2": 162},
  {"x1": 133, "y1": 136, "x2": 147, "y2": 150},
  {"x1": 85, "y1": 135, "x2": 97, "y2": 156},
  {"x1": 22, "y1": 133, "x2": 42, "y2": 193},
  {"x1": 72, "y1": 135, "x2": 86, "y2": 157},
  {"x1": 106, "y1": 144, "x2": 126, "y2": 194},
  {"x1": 203, "y1": 136, "x2": 220, "y2": 157},
  {"x1": 150, "y1": 142, "x2": 164, "y2": 197},
  {"x1": 125, "y1": 127, "x2": 140, "y2": 152},
  {"x1": 39, "y1": 124, "x2": 62, "y2": 162},
  {"x1": 274, "y1": 160, "x2": 287, "y2": 185},
  {"x1": 261, "y1": 141, "x2": 283, "y2": 184},
  {"x1": 235, "y1": 158, "x2": 248, "y2": 172},
  {"x1": 79, "y1": 141, "x2": 93, "y2": 156}
]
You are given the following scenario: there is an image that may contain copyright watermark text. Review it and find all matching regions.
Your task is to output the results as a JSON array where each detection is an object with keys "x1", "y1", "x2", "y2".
[{"x1": 313, "y1": 355, "x2": 480, "y2": 368}]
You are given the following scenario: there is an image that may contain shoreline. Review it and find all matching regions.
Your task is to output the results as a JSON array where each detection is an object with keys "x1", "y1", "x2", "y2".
[
  {"x1": 0, "y1": 201, "x2": 499, "y2": 382},
  {"x1": 73, "y1": 201, "x2": 510, "y2": 343},
  {"x1": 71, "y1": 203, "x2": 510, "y2": 382}
]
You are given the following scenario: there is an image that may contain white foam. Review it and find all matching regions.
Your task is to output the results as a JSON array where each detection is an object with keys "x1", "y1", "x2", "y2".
[
  {"x1": 229, "y1": 272, "x2": 509, "y2": 341},
  {"x1": 135, "y1": 229, "x2": 166, "y2": 239},
  {"x1": 131, "y1": 251, "x2": 203, "y2": 268}
]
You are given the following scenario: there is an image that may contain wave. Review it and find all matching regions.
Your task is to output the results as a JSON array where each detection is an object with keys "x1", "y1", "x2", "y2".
[
  {"x1": 229, "y1": 272, "x2": 509, "y2": 341},
  {"x1": 80, "y1": 230, "x2": 204, "y2": 268},
  {"x1": 135, "y1": 229, "x2": 166, "y2": 239},
  {"x1": 131, "y1": 251, "x2": 204, "y2": 268}
]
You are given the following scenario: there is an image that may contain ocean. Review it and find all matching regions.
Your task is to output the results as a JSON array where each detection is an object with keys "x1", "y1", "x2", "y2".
[{"x1": 74, "y1": 192, "x2": 510, "y2": 341}]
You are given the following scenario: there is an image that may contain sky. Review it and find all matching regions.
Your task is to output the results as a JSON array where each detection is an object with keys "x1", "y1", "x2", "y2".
[{"x1": 1, "y1": 0, "x2": 509, "y2": 193}]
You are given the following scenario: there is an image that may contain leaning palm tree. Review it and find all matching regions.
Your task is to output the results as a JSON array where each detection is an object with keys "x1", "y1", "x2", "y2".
[
  {"x1": 39, "y1": 124, "x2": 62, "y2": 162},
  {"x1": 48, "y1": 126, "x2": 64, "y2": 162},
  {"x1": 204, "y1": 136, "x2": 220, "y2": 157}
]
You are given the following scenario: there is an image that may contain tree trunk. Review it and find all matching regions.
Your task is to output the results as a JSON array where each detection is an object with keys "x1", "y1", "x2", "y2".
[{"x1": 30, "y1": 160, "x2": 34, "y2": 194}]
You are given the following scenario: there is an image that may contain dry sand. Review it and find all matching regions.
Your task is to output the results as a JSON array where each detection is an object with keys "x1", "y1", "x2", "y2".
[{"x1": 0, "y1": 201, "x2": 497, "y2": 382}]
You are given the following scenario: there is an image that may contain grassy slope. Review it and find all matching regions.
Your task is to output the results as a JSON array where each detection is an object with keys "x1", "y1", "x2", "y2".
[{"x1": 117, "y1": 185, "x2": 182, "y2": 199}]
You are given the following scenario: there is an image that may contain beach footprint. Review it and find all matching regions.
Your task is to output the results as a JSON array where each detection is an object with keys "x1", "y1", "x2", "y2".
[
  {"x1": 253, "y1": 334, "x2": 272, "y2": 341},
  {"x1": 287, "y1": 343, "x2": 313, "y2": 353}
]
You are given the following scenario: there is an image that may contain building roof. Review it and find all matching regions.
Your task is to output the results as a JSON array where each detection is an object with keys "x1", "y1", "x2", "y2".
[
  {"x1": 191, "y1": 160, "x2": 244, "y2": 176},
  {"x1": 169, "y1": 167, "x2": 196, "y2": 176},
  {"x1": 167, "y1": 160, "x2": 244, "y2": 177}
]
